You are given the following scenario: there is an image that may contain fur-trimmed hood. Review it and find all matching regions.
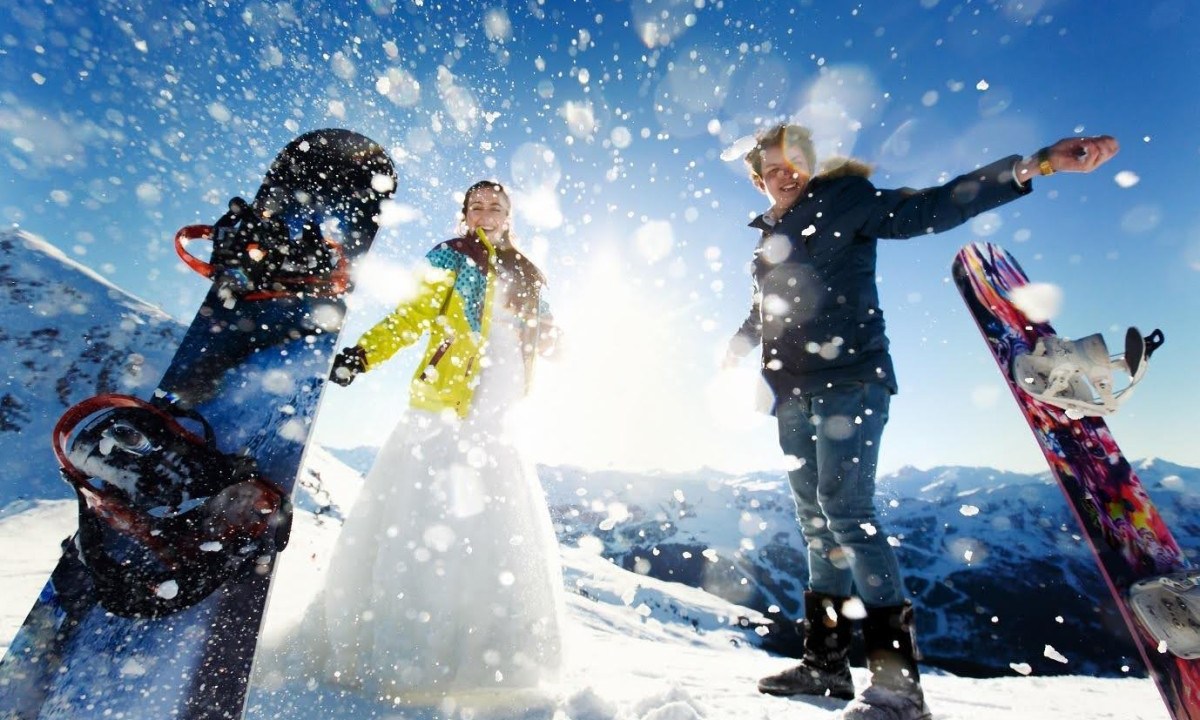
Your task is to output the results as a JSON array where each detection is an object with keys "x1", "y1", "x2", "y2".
[{"x1": 814, "y1": 157, "x2": 873, "y2": 180}]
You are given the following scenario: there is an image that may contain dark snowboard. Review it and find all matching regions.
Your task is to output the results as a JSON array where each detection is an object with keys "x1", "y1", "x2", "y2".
[
  {"x1": 953, "y1": 242, "x2": 1200, "y2": 720},
  {"x1": 0, "y1": 129, "x2": 396, "y2": 719}
]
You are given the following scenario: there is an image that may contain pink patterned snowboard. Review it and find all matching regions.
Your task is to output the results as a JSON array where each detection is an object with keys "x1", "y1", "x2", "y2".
[{"x1": 953, "y1": 241, "x2": 1200, "y2": 720}]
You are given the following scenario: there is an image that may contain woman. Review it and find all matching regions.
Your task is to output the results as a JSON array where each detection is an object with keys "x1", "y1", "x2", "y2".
[{"x1": 314, "y1": 180, "x2": 563, "y2": 702}]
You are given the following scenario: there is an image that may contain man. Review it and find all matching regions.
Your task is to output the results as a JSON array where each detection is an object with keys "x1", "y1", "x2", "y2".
[{"x1": 724, "y1": 123, "x2": 1117, "y2": 719}]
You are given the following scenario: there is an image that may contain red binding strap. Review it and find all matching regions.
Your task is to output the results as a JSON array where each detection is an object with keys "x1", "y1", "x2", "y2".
[
  {"x1": 173, "y1": 225, "x2": 350, "y2": 299},
  {"x1": 53, "y1": 394, "x2": 212, "y2": 567},
  {"x1": 52, "y1": 394, "x2": 208, "y2": 485},
  {"x1": 174, "y1": 225, "x2": 217, "y2": 279}
]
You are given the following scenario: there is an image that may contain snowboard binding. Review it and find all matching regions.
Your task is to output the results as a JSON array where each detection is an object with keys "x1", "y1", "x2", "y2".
[
  {"x1": 1130, "y1": 571, "x2": 1200, "y2": 659},
  {"x1": 53, "y1": 394, "x2": 293, "y2": 617},
  {"x1": 1010, "y1": 327, "x2": 1164, "y2": 418},
  {"x1": 175, "y1": 196, "x2": 351, "y2": 303}
]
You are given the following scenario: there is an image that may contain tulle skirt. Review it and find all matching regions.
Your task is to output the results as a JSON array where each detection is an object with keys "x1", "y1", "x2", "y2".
[
  {"x1": 273, "y1": 300, "x2": 563, "y2": 705},
  {"x1": 314, "y1": 408, "x2": 564, "y2": 699}
]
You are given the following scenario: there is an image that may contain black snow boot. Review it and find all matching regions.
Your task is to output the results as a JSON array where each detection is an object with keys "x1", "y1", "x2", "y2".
[
  {"x1": 842, "y1": 602, "x2": 931, "y2": 720},
  {"x1": 757, "y1": 591, "x2": 854, "y2": 699}
]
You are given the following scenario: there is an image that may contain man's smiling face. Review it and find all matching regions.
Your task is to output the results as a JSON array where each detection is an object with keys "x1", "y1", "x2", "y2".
[{"x1": 753, "y1": 144, "x2": 812, "y2": 218}]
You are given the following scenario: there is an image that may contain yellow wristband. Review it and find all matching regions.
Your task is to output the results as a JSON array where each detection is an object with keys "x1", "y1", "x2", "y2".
[{"x1": 1036, "y1": 147, "x2": 1054, "y2": 176}]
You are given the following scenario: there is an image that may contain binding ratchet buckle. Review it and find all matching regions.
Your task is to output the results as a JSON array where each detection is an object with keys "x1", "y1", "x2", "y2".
[
  {"x1": 1011, "y1": 327, "x2": 1164, "y2": 419},
  {"x1": 1130, "y1": 572, "x2": 1200, "y2": 659}
]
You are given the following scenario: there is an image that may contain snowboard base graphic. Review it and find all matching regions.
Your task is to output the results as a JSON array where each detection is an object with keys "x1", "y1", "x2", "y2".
[
  {"x1": 0, "y1": 129, "x2": 396, "y2": 720},
  {"x1": 953, "y1": 242, "x2": 1200, "y2": 720}
]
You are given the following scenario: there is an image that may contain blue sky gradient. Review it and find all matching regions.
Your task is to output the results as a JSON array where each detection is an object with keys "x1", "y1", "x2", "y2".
[{"x1": 2, "y1": 0, "x2": 1197, "y2": 474}]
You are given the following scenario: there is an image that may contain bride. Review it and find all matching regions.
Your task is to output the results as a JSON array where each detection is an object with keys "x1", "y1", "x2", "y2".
[{"x1": 312, "y1": 180, "x2": 564, "y2": 702}]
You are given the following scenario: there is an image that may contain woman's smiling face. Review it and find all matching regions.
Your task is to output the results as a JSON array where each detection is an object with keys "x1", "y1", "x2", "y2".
[{"x1": 465, "y1": 185, "x2": 511, "y2": 242}]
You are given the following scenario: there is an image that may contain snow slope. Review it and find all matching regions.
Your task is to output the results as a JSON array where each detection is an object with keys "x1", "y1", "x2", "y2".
[{"x1": 0, "y1": 453, "x2": 1168, "y2": 720}]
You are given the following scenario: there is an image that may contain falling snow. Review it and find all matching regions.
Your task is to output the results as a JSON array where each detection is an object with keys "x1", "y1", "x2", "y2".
[{"x1": 1, "y1": 0, "x2": 1198, "y2": 714}]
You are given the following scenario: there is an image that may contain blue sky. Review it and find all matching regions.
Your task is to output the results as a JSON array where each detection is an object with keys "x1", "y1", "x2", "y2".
[{"x1": 2, "y1": 0, "x2": 1198, "y2": 475}]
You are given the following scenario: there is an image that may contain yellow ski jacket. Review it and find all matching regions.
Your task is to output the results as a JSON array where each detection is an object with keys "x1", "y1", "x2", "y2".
[{"x1": 354, "y1": 230, "x2": 550, "y2": 418}]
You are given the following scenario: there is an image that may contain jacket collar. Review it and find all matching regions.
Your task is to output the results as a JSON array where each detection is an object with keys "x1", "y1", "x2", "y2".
[
  {"x1": 748, "y1": 213, "x2": 776, "y2": 232},
  {"x1": 474, "y1": 227, "x2": 497, "y2": 255},
  {"x1": 446, "y1": 232, "x2": 493, "y2": 271},
  {"x1": 746, "y1": 159, "x2": 874, "y2": 231}
]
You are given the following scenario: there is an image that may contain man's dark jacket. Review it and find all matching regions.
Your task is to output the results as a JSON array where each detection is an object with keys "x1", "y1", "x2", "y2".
[{"x1": 732, "y1": 155, "x2": 1031, "y2": 411}]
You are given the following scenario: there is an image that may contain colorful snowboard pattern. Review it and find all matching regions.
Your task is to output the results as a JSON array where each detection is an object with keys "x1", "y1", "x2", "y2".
[
  {"x1": 953, "y1": 242, "x2": 1200, "y2": 720},
  {"x1": 0, "y1": 129, "x2": 396, "y2": 719}
]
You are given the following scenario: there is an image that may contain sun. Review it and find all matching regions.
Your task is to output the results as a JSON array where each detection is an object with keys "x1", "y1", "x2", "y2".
[{"x1": 512, "y1": 245, "x2": 771, "y2": 473}]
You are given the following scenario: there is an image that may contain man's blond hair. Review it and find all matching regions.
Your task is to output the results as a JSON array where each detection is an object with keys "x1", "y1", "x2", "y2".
[{"x1": 744, "y1": 124, "x2": 817, "y2": 179}]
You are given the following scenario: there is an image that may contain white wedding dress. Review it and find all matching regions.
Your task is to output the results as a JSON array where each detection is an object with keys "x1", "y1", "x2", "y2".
[{"x1": 307, "y1": 296, "x2": 564, "y2": 702}]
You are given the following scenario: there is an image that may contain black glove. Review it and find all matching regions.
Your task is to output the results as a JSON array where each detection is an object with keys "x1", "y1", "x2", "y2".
[{"x1": 330, "y1": 346, "x2": 367, "y2": 386}]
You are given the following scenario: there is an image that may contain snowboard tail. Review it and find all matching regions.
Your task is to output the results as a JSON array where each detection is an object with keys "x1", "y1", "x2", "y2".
[
  {"x1": 953, "y1": 242, "x2": 1200, "y2": 720},
  {"x1": 0, "y1": 129, "x2": 396, "y2": 719}
]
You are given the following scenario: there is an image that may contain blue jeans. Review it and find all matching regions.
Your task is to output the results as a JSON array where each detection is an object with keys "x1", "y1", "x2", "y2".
[{"x1": 775, "y1": 381, "x2": 905, "y2": 607}]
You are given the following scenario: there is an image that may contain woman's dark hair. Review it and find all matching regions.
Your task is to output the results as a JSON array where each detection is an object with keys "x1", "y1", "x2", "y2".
[{"x1": 462, "y1": 180, "x2": 548, "y2": 319}]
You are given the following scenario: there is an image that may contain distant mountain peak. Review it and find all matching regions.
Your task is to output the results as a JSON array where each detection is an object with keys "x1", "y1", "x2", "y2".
[
  {"x1": 0, "y1": 229, "x2": 184, "y2": 505},
  {"x1": 0, "y1": 229, "x2": 172, "y2": 322}
]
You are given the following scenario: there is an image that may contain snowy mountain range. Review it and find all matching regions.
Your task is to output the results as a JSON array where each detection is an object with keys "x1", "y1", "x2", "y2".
[
  {"x1": 535, "y1": 461, "x2": 1200, "y2": 678},
  {"x1": 326, "y1": 444, "x2": 1200, "y2": 678},
  {"x1": 1, "y1": 229, "x2": 1196, "y2": 718}
]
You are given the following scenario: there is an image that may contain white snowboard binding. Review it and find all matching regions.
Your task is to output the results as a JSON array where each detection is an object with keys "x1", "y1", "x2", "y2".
[
  {"x1": 1130, "y1": 571, "x2": 1200, "y2": 659},
  {"x1": 1011, "y1": 327, "x2": 1164, "y2": 418}
]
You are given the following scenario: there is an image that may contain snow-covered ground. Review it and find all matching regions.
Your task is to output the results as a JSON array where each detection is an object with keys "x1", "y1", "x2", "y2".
[{"x1": 0, "y1": 483, "x2": 1168, "y2": 720}]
